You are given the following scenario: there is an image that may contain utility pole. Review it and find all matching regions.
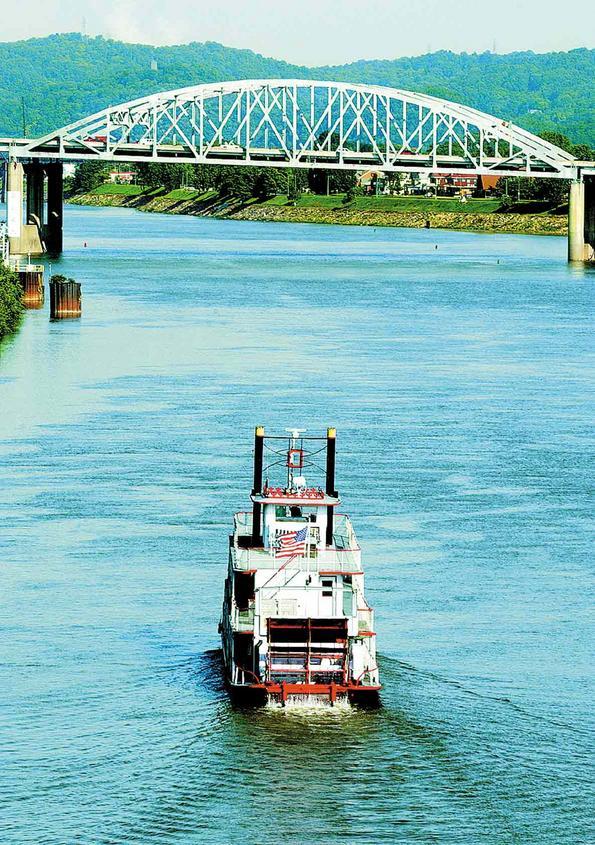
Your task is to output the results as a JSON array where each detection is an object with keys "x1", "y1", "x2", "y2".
[{"x1": 21, "y1": 98, "x2": 27, "y2": 138}]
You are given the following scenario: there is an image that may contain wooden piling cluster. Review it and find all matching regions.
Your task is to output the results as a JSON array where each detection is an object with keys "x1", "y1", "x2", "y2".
[
  {"x1": 18, "y1": 265, "x2": 45, "y2": 309},
  {"x1": 49, "y1": 275, "x2": 82, "y2": 319}
]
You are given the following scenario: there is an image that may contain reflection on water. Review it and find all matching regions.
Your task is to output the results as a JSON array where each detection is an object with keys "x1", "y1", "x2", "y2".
[{"x1": 1, "y1": 206, "x2": 593, "y2": 844}]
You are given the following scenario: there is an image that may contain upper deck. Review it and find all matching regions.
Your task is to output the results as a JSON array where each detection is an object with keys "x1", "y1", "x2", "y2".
[{"x1": 231, "y1": 510, "x2": 362, "y2": 574}]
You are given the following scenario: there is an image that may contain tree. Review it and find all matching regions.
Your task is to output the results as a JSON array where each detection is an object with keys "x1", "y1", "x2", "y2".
[
  {"x1": 0, "y1": 263, "x2": 23, "y2": 341},
  {"x1": 308, "y1": 168, "x2": 356, "y2": 195},
  {"x1": 287, "y1": 170, "x2": 306, "y2": 203},
  {"x1": 496, "y1": 175, "x2": 569, "y2": 206},
  {"x1": 539, "y1": 131, "x2": 575, "y2": 154},
  {"x1": 71, "y1": 161, "x2": 107, "y2": 194},
  {"x1": 1, "y1": 36, "x2": 594, "y2": 148},
  {"x1": 253, "y1": 170, "x2": 277, "y2": 200},
  {"x1": 342, "y1": 186, "x2": 355, "y2": 204},
  {"x1": 386, "y1": 172, "x2": 402, "y2": 195}
]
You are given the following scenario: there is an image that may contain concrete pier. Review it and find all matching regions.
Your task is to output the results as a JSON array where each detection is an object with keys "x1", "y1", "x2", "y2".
[
  {"x1": 7, "y1": 160, "x2": 24, "y2": 254},
  {"x1": 50, "y1": 277, "x2": 81, "y2": 319},
  {"x1": 584, "y1": 176, "x2": 595, "y2": 262},
  {"x1": 45, "y1": 163, "x2": 63, "y2": 256},
  {"x1": 568, "y1": 181, "x2": 585, "y2": 262},
  {"x1": 7, "y1": 159, "x2": 45, "y2": 257},
  {"x1": 18, "y1": 265, "x2": 45, "y2": 309},
  {"x1": 25, "y1": 163, "x2": 44, "y2": 227},
  {"x1": 568, "y1": 176, "x2": 595, "y2": 263}
]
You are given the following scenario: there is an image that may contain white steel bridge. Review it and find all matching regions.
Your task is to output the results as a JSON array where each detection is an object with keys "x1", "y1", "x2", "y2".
[
  {"x1": 1, "y1": 80, "x2": 593, "y2": 262},
  {"x1": 0, "y1": 79, "x2": 582, "y2": 179}
]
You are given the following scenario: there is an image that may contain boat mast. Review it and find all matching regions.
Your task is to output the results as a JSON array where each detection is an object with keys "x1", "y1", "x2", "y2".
[
  {"x1": 285, "y1": 427, "x2": 305, "y2": 489},
  {"x1": 325, "y1": 427, "x2": 337, "y2": 546},
  {"x1": 251, "y1": 425, "x2": 265, "y2": 546}
]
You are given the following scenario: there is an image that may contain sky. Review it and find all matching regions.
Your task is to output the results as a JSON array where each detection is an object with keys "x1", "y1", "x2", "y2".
[{"x1": 2, "y1": 0, "x2": 594, "y2": 64}]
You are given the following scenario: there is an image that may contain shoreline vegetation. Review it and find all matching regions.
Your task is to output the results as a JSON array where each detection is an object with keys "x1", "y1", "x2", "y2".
[
  {"x1": 0, "y1": 264, "x2": 24, "y2": 344},
  {"x1": 68, "y1": 185, "x2": 568, "y2": 236}
]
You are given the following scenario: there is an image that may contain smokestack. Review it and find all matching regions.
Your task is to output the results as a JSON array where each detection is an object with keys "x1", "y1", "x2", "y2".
[
  {"x1": 325, "y1": 427, "x2": 336, "y2": 546},
  {"x1": 252, "y1": 426, "x2": 265, "y2": 546}
]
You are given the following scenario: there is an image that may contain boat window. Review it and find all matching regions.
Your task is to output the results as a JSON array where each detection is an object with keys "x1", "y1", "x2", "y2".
[{"x1": 322, "y1": 578, "x2": 333, "y2": 597}]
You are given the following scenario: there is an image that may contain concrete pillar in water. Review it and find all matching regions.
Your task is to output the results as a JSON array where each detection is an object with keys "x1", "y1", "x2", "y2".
[
  {"x1": 6, "y1": 158, "x2": 44, "y2": 257},
  {"x1": 568, "y1": 180, "x2": 586, "y2": 263},
  {"x1": 25, "y1": 163, "x2": 45, "y2": 227},
  {"x1": 18, "y1": 265, "x2": 44, "y2": 309},
  {"x1": 584, "y1": 176, "x2": 595, "y2": 262},
  {"x1": 50, "y1": 277, "x2": 81, "y2": 319},
  {"x1": 45, "y1": 163, "x2": 63, "y2": 256},
  {"x1": 6, "y1": 159, "x2": 24, "y2": 256}
]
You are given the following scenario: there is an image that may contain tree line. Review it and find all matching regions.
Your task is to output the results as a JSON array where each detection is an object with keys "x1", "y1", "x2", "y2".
[
  {"x1": 69, "y1": 160, "x2": 358, "y2": 201},
  {"x1": 69, "y1": 129, "x2": 593, "y2": 206},
  {"x1": 1, "y1": 35, "x2": 593, "y2": 146}
]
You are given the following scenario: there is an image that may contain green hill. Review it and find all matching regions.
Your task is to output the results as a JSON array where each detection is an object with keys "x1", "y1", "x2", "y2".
[{"x1": 0, "y1": 33, "x2": 593, "y2": 145}]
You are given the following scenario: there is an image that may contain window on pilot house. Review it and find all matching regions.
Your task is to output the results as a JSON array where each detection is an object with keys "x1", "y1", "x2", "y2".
[{"x1": 322, "y1": 579, "x2": 333, "y2": 597}]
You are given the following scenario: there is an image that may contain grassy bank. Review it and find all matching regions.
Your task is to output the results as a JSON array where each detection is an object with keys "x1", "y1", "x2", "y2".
[
  {"x1": 68, "y1": 186, "x2": 568, "y2": 236},
  {"x1": 0, "y1": 264, "x2": 24, "y2": 344}
]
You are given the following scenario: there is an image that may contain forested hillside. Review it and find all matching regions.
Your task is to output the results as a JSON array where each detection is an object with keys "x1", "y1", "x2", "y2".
[{"x1": 0, "y1": 34, "x2": 593, "y2": 144}]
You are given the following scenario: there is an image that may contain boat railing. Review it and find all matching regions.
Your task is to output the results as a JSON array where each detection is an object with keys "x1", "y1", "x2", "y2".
[
  {"x1": 355, "y1": 665, "x2": 379, "y2": 686},
  {"x1": 233, "y1": 512, "x2": 358, "y2": 544},
  {"x1": 357, "y1": 606, "x2": 375, "y2": 635},
  {"x1": 256, "y1": 582, "x2": 348, "y2": 620},
  {"x1": 233, "y1": 511, "x2": 253, "y2": 537},
  {"x1": 233, "y1": 602, "x2": 255, "y2": 632},
  {"x1": 232, "y1": 546, "x2": 361, "y2": 573},
  {"x1": 8, "y1": 261, "x2": 45, "y2": 273},
  {"x1": 234, "y1": 663, "x2": 260, "y2": 686}
]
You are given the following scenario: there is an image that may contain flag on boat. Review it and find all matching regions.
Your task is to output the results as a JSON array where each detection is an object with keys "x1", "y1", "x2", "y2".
[{"x1": 275, "y1": 526, "x2": 309, "y2": 558}]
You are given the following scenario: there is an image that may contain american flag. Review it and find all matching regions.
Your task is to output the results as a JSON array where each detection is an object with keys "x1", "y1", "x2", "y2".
[{"x1": 275, "y1": 526, "x2": 309, "y2": 558}]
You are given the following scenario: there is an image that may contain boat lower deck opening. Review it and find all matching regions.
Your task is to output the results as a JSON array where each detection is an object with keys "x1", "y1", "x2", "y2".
[{"x1": 267, "y1": 618, "x2": 348, "y2": 686}]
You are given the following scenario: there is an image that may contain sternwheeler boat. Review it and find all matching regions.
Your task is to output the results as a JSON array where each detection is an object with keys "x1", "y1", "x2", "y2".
[{"x1": 220, "y1": 427, "x2": 380, "y2": 706}]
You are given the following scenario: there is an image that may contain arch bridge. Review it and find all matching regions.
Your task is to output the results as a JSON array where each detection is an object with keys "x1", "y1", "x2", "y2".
[{"x1": 1, "y1": 79, "x2": 593, "y2": 261}]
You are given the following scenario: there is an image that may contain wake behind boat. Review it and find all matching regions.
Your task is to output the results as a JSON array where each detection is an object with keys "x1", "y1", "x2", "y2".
[{"x1": 220, "y1": 426, "x2": 380, "y2": 706}]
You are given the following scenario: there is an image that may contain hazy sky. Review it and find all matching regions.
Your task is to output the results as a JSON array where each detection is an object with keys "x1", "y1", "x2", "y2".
[{"x1": 3, "y1": 0, "x2": 594, "y2": 64}]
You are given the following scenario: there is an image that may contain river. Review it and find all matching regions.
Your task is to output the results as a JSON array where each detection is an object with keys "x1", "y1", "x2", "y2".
[{"x1": 1, "y1": 205, "x2": 593, "y2": 844}]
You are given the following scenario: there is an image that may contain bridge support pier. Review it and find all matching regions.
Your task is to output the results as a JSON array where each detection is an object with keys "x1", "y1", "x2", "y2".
[
  {"x1": 568, "y1": 178, "x2": 595, "y2": 263},
  {"x1": 7, "y1": 159, "x2": 24, "y2": 256},
  {"x1": 7, "y1": 159, "x2": 45, "y2": 258},
  {"x1": 4, "y1": 160, "x2": 63, "y2": 260},
  {"x1": 584, "y1": 176, "x2": 595, "y2": 262},
  {"x1": 45, "y1": 163, "x2": 63, "y2": 257},
  {"x1": 25, "y1": 163, "x2": 44, "y2": 227}
]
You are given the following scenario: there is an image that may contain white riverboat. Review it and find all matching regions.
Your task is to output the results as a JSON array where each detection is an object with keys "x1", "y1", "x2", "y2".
[{"x1": 220, "y1": 427, "x2": 380, "y2": 706}]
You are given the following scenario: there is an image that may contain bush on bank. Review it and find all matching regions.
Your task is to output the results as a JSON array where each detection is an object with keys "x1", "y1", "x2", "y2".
[{"x1": 0, "y1": 264, "x2": 23, "y2": 342}]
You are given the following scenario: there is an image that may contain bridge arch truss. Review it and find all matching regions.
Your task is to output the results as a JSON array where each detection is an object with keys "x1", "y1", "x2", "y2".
[{"x1": 11, "y1": 79, "x2": 577, "y2": 178}]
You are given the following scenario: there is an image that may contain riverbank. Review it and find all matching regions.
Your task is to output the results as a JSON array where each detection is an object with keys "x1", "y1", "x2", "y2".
[{"x1": 68, "y1": 186, "x2": 568, "y2": 236}]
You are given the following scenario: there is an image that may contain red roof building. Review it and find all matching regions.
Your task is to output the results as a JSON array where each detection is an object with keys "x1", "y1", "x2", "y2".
[{"x1": 431, "y1": 173, "x2": 479, "y2": 193}]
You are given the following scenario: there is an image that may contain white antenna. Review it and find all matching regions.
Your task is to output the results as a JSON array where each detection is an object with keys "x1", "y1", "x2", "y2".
[{"x1": 285, "y1": 428, "x2": 306, "y2": 441}]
